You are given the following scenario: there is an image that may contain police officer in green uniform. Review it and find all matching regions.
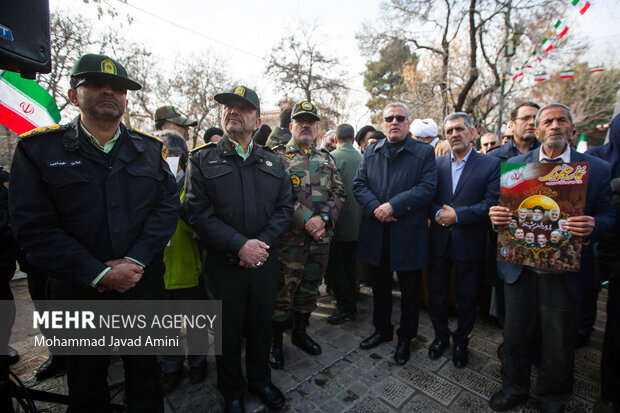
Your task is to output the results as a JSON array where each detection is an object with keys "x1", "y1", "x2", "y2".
[
  {"x1": 9, "y1": 54, "x2": 179, "y2": 412},
  {"x1": 184, "y1": 86, "x2": 293, "y2": 413},
  {"x1": 270, "y1": 101, "x2": 346, "y2": 369}
]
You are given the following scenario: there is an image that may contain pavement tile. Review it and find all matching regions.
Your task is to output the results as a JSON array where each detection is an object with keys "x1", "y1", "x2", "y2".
[
  {"x1": 345, "y1": 393, "x2": 395, "y2": 413},
  {"x1": 469, "y1": 335, "x2": 501, "y2": 360},
  {"x1": 437, "y1": 362, "x2": 501, "y2": 400},
  {"x1": 371, "y1": 376, "x2": 415, "y2": 408},
  {"x1": 397, "y1": 363, "x2": 462, "y2": 406},
  {"x1": 449, "y1": 391, "x2": 494, "y2": 412},
  {"x1": 471, "y1": 322, "x2": 504, "y2": 344},
  {"x1": 293, "y1": 398, "x2": 318, "y2": 413},
  {"x1": 400, "y1": 392, "x2": 450, "y2": 413},
  {"x1": 574, "y1": 358, "x2": 600, "y2": 382},
  {"x1": 480, "y1": 358, "x2": 502, "y2": 380},
  {"x1": 335, "y1": 388, "x2": 360, "y2": 405},
  {"x1": 408, "y1": 346, "x2": 446, "y2": 372},
  {"x1": 573, "y1": 375, "x2": 601, "y2": 402},
  {"x1": 318, "y1": 398, "x2": 345, "y2": 412}
]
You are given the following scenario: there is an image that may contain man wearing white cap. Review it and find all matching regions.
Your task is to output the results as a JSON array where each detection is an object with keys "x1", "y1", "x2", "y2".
[{"x1": 411, "y1": 118, "x2": 451, "y2": 156}]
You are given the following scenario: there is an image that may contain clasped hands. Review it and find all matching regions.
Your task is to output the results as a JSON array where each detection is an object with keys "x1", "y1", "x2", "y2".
[
  {"x1": 435, "y1": 205, "x2": 456, "y2": 227},
  {"x1": 97, "y1": 258, "x2": 143, "y2": 293},
  {"x1": 305, "y1": 215, "x2": 326, "y2": 241},
  {"x1": 374, "y1": 202, "x2": 397, "y2": 223},
  {"x1": 239, "y1": 239, "x2": 270, "y2": 269}
]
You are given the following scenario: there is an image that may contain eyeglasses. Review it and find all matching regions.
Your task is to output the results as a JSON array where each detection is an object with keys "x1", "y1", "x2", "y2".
[
  {"x1": 73, "y1": 78, "x2": 126, "y2": 93},
  {"x1": 482, "y1": 142, "x2": 497, "y2": 147},
  {"x1": 384, "y1": 115, "x2": 407, "y2": 123},
  {"x1": 515, "y1": 115, "x2": 536, "y2": 122}
]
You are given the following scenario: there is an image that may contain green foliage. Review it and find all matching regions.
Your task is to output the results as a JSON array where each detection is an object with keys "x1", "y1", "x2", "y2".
[{"x1": 362, "y1": 39, "x2": 418, "y2": 123}]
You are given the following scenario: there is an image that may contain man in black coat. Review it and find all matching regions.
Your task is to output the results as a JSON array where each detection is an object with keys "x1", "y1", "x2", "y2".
[
  {"x1": 9, "y1": 53, "x2": 179, "y2": 413},
  {"x1": 184, "y1": 85, "x2": 294, "y2": 413},
  {"x1": 353, "y1": 102, "x2": 437, "y2": 365}
]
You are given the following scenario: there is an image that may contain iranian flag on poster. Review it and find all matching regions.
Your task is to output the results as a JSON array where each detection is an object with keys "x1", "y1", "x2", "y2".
[
  {"x1": 498, "y1": 162, "x2": 589, "y2": 272},
  {"x1": 572, "y1": 0, "x2": 591, "y2": 15},
  {"x1": 0, "y1": 70, "x2": 60, "y2": 135},
  {"x1": 560, "y1": 70, "x2": 575, "y2": 79}
]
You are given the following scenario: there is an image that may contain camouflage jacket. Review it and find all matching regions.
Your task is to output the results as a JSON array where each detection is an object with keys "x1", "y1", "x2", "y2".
[{"x1": 275, "y1": 138, "x2": 345, "y2": 244}]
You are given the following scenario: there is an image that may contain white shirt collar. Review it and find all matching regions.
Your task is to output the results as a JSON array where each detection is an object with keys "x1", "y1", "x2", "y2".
[
  {"x1": 539, "y1": 143, "x2": 571, "y2": 163},
  {"x1": 429, "y1": 137, "x2": 440, "y2": 148}
]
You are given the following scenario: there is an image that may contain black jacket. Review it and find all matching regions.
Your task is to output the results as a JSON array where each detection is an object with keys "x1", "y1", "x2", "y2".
[
  {"x1": 9, "y1": 117, "x2": 179, "y2": 288},
  {"x1": 184, "y1": 137, "x2": 294, "y2": 257},
  {"x1": 487, "y1": 138, "x2": 540, "y2": 162}
]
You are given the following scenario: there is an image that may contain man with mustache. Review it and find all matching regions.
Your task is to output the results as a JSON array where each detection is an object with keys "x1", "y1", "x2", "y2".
[
  {"x1": 9, "y1": 53, "x2": 179, "y2": 412},
  {"x1": 427, "y1": 112, "x2": 500, "y2": 368},
  {"x1": 270, "y1": 101, "x2": 345, "y2": 369},
  {"x1": 488, "y1": 103, "x2": 614, "y2": 413},
  {"x1": 184, "y1": 85, "x2": 294, "y2": 413}
]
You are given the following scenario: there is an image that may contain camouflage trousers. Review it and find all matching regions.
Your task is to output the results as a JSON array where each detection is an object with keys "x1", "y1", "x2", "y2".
[{"x1": 272, "y1": 239, "x2": 330, "y2": 321}]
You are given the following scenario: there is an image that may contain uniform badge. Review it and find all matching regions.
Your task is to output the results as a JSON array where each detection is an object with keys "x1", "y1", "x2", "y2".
[
  {"x1": 285, "y1": 153, "x2": 295, "y2": 159},
  {"x1": 325, "y1": 176, "x2": 331, "y2": 190},
  {"x1": 161, "y1": 146, "x2": 167, "y2": 161},
  {"x1": 101, "y1": 59, "x2": 117, "y2": 74},
  {"x1": 266, "y1": 160, "x2": 273, "y2": 167},
  {"x1": 290, "y1": 174, "x2": 300, "y2": 187},
  {"x1": 233, "y1": 86, "x2": 245, "y2": 96},
  {"x1": 301, "y1": 101, "x2": 313, "y2": 111},
  {"x1": 2, "y1": 182, "x2": 8, "y2": 189}
]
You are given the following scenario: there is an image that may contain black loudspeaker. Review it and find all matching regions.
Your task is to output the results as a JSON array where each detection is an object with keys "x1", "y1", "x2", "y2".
[{"x1": 0, "y1": 0, "x2": 51, "y2": 78}]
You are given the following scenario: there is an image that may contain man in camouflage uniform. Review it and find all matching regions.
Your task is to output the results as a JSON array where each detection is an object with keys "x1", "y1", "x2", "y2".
[{"x1": 270, "y1": 101, "x2": 345, "y2": 369}]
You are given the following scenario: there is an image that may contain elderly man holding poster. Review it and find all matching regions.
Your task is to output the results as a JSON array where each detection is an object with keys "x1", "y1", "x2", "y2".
[{"x1": 488, "y1": 103, "x2": 614, "y2": 413}]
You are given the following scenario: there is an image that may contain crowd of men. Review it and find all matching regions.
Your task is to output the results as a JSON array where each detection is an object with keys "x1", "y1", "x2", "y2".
[{"x1": 1, "y1": 52, "x2": 618, "y2": 413}]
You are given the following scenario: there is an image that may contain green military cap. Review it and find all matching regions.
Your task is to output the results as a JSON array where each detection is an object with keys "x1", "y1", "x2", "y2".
[
  {"x1": 70, "y1": 53, "x2": 142, "y2": 90},
  {"x1": 154, "y1": 105, "x2": 198, "y2": 126},
  {"x1": 214, "y1": 85, "x2": 260, "y2": 114},
  {"x1": 291, "y1": 100, "x2": 320, "y2": 121}
]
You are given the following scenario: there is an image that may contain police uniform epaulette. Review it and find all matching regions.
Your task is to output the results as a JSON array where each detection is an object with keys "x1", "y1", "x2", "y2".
[
  {"x1": 130, "y1": 128, "x2": 162, "y2": 143},
  {"x1": 19, "y1": 124, "x2": 65, "y2": 139},
  {"x1": 190, "y1": 141, "x2": 216, "y2": 153}
]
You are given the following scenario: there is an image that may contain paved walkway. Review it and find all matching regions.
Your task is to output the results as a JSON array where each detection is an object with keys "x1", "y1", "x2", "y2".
[{"x1": 8, "y1": 277, "x2": 606, "y2": 412}]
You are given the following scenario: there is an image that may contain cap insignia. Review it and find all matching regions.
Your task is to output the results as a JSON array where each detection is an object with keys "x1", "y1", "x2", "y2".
[
  {"x1": 301, "y1": 101, "x2": 313, "y2": 111},
  {"x1": 101, "y1": 59, "x2": 117, "y2": 75},
  {"x1": 233, "y1": 86, "x2": 245, "y2": 97}
]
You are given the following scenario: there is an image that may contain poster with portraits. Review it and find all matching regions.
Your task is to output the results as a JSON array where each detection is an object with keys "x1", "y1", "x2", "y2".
[{"x1": 497, "y1": 162, "x2": 588, "y2": 272}]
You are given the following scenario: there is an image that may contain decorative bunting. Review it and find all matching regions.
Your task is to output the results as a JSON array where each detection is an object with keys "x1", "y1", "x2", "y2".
[
  {"x1": 534, "y1": 73, "x2": 548, "y2": 82},
  {"x1": 560, "y1": 70, "x2": 575, "y2": 78},
  {"x1": 542, "y1": 37, "x2": 554, "y2": 53},
  {"x1": 572, "y1": 0, "x2": 591, "y2": 15},
  {"x1": 589, "y1": 65, "x2": 605, "y2": 73},
  {"x1": 512, "y1": 70, "x2": 524, "y2": 81},
  {"x1": 554, "y1": 20, "x2": 569, "y2": 38}
]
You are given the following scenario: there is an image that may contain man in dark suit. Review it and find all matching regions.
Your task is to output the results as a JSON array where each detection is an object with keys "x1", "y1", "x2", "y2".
[
  {"x1": 488, "y1": 103, "x2": 615, "y2": 413},
  {"x1": 353, "y1": 102, "x2": 437, "y2": 365},
  {"x1": 428, "y1": 112, "x2": 500, "y2": 368}
]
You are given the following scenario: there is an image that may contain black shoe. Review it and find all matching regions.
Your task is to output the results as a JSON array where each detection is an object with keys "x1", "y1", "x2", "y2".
[
  {"x1": 224, "y1": 398, "x2": 246, "y2": 413},
  {"x1": 575, "y1": 333, "x2": 590, "y2": 349},
  {"x1": 270, "y1": 340, "x2": 284, "y2": 369},
  {"x1": 7, "y1": 346, "x2": 19, "y2": 365},
  {"x1": 292, "y1": 312, "x2": 321, "y2": 355},
  {"x1": 428, "y1": 338, "x2": 449, "y2": 360},
  {"x1": 327, "y1": 312, "x2": 356, "y2": 325},
  {"x1": 35, "y1": 355, "x2": 66, "y2": 381},
  {"x1": 189, "y1": 363, "x2": 207, "y2": 384},
  {"x1": 453, "y1": 344, "x2": 468, "y2": 368},
  {"x1": 489, "y1": 391, "x2": 528, "y2": 412},
  {"x1": 161, "y1": 369, "x2": 182, "y2": 392},
  {"x1": 249, "y1": 383, "x2": 286, "y2": 410},
  {"x1": 394, "y1": 339, "x2": 410, "y2": 365},
  {"x1": 360, "y1": 332, "x2": 392, "y2": 350}
]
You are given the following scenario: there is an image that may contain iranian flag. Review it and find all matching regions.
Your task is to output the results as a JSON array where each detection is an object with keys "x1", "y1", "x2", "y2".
[
  {"x1": 576, "y1": 132, "x2": 588, "y2": 153},
  {"x1": 512, "y1": 70, "x2": 524, "y2": 81},
  {"x1": 554, "y1": 20, "x2": 569, "y2": 38},
  {"x1": 533, "y1": 50, "x2": 543, "y2": 62},
  {"x1": 560, "y1": 70, "x2": 575, "y2": 79},
  {"x1": 501, "y1": 163, "x2": 540, "y2": 192},
  {"x1": 0, "y1": 70, "x2": 60, "y2": 135},
  {"x1": 589, "y1": 65, "x2": 605, "y2": 73},
  {"x1": 542, "y1": 37, "x2": 554, "y2": 53},
  {"x1": 572, "y1": 0, "x2": 591, "y2": 15},
  {"x1": 534, "y1": 73, "x2": 548, "y2": 82}
]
